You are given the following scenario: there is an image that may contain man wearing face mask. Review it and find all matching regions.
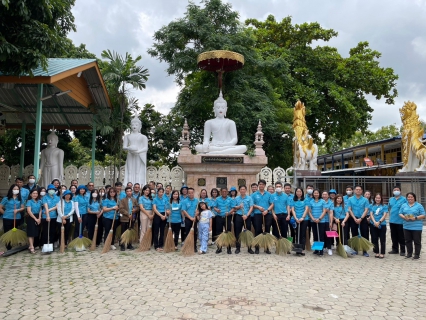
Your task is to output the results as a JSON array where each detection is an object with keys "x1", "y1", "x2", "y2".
[
  {"x1": 343, "y1": 185, "x2": 354, "y2": 240},
  {"x1": 388, "y1": 186, "x2": 408, "y2": 256},
  {"x1": 23, "y1": 175, "x2": 39, "y2": 193},
  {"x1": 271, "y1": 182, "x2": 290, "y2": 241},
  {"x1": 305, "y1": 184, "x2": 314, "y2": 247}
]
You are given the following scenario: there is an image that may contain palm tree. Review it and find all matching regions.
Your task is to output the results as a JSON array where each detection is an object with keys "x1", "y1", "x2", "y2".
[{"x1": 100, "y1": 50, "x2": 149, "y2": 181}]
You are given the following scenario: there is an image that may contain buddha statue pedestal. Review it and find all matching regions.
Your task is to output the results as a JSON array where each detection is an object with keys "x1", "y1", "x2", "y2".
[{"x1": 178, "y1": 154, "x2": 268, "y2": 191}]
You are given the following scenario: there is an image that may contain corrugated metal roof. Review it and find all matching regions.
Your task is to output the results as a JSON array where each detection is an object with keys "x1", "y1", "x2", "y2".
[{"x1": 0, "y1": 58, "x2": 97, "y2": 77}]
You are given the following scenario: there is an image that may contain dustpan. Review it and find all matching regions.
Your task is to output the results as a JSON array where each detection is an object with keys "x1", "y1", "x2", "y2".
[
  {"x1": 286, "y1": 223, "x2": 293, "y2": 243},
  {"x1": 326, "y1": 230, "x2": 338, "y2": 238},
  {"x1": 292, "y1": 221, "x2": 304, "y2": 253},
  {"x1": 42, "y1": 220, "x2": 53, "y2": 253},
  {"x1": 311, "y1": 223, "x2": 324, "y2": 251}
]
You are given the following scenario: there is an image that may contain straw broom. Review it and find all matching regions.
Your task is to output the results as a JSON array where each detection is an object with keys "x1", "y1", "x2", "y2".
[
  {"x1": 238, "y1": 210, "x2": 254, "y2": 247},
  {"x1": 164, "y1": 222, "x2": 175, "y2": 253},
  {"x1": 0, "y1": 206, "x2": 28, "y2": 247},
  {"x1": 181, "y1": 217, "x2": 197, "y2": 256},
  {"x1": 120, "y1": 218, "x2": 136, "y2": 247},
  {"x1": 90, "y1": 216, "x2": 99, "y2": 251},
  {"x1": 274, "y1": 219, "x2": 293, "y2": 255},
  {"x1": 336, "y1": 221, "x2": 347, "y2": 258},
  {"x1": 101, "y1": 208, "x2": 118, "y2": 254},
  {"x1": 251, "y1": 215, "x2": 276, "y2": 250},
  {"x1": 216, "y1": 214, "x2": 236, "y2": 249},
  {"x1": 137, "y1": 221, "x2": 153, "y2": 252},
  {"x1": 68, "y1": 219, "x2": 92, "y2": 251},
  {"x1": 348, "y1": 225, "x2": 374, "y2": 253}
]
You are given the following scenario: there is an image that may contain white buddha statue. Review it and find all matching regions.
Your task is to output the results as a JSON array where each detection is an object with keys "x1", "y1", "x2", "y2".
[
  {"x1": 195, "y1": 91, "x2": 247, "y2": 154},
  {"x1": 40, "y1": 131, "x2": 64, "y2": 187},
  {"x1": 123, "y1": 117, "x2": 148, "y2": 185}
]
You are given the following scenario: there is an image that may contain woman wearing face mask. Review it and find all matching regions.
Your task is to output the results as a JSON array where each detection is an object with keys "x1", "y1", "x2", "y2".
[
  {"x1": 305, "y1": 185, "x2": 314, "y2": 249},
  {"x1": 41, "y1": 184, "x2": 60, "y2": 248},
  {"x1": 87, "y1": 189, "x2": 102, "y2": 246},
  {"x1": 388, "y1": 186, "x2": 407, "y2": 256},
  {"x1": 26, "y1": 189, "x2": 42, "y2": 253},
  {"x1": 321, "y1": 191, "x2": 334, "y2": 256},
  {"x1": 370, "y1": 193, "x2": 388, "y2": 259},
  {"x1": 308, "y1": 189, "x2": 327, "y2": 256},
  {"x1": 364, "y1": 190, "x2": 373, "y2": 242},
  {"x1": 73, "y1": 185, "x2": 88, "y2": 239},
  {"x1": 0, "y1": 184, "x2": 25, "y2": 251},
  {"x1": 56, "y1": 190, "x2": 75, "y2": 248}
]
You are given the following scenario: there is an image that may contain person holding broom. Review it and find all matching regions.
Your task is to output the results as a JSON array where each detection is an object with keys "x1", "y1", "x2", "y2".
[
  {"x1": 251, "y1": 179, "x2": 273, "y2": 254},
  {"x1": 152, "y1": 187, "x2": 169, "y2": 251},
  {"x1": 347, "y1": 185, "x2": 371, "y2": 257},
  {"x1": 234, "y1": 185, "x2": 254, "y2": 254},
  {"x1": 26, "y1": 189, "x2": 42, "y2": 253},
  {"x1": 215, "y1": 188, "x2": 233, "y2": 254},
  {"x1": 119, "y1": 187, "x2": 138, "y2": 251},
  {"x1": 271, "y1": 182, "x2": 290, "y2": 243},
  {"x1": 56, "y1": 190, "x2": 75, "y2": 249},
  {"x1": 73, "y1": 185, "x2": 88, "y2": 239},
  {"x1": 182, "y1": 188, "x2": 199, "y2": 253},
  {"x1": 139, "y1": 185, "x2": 153, "y2": 244},
  {"x1": 369, "y1": 193, "x2": 388, "y2": 259},
  {"x1": 87, "y1": 189, "x2": 102, "y2": 246},
  {"x1": 290, "y1": 188, "x2": 309, "y2": 256},
  {"x1": 102, "y1": 188, "x2": 120, "y2": 250},
  {"x1": 180, "y1": 186, "x2": 189, "y2": 244},
  {"x1": 333, "y1": 194, "x2": 348, "y2": 246},
  {"x1": 41, "y1": 184, "x2": 60, "y2": 249},
  {"x1": 308, "y1": 189, "x2": 327, "y2": 256},
  {"x1": 166, "y1": 190, "x2": 183, "y2": 250}
]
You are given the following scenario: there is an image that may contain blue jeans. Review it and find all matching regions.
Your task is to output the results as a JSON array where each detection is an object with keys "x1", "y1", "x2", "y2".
[{"x1": 198, "y1": 223, "x2": 210, "y2": 252}]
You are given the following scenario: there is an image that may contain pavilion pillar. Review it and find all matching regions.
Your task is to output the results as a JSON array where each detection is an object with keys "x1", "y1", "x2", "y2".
[
  {"x1": 381, "y1": 144, "x2": 385, "y2": 163},
  {"x1": 34, "y1": 84, "x2": 43, "y2": 181},
  {"x1": 19, "y1": 121, "x2": 26, "y2": 177},
  {"x1": 341, "y1": 153, "x2": 345, "y2": 169},
  {"x1": 323, "y1": 157, "x2": 326, "y2": 171},
  {"x1": 91, "y1": 122, "x2": 96, "y2": 183},
  {"x1": 331, "y1": 155, "x2": 334, "y2": 170}
]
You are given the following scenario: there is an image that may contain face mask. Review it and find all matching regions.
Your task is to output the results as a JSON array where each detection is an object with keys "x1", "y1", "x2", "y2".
[
  {"x1": 92, "y1": 193, "x2": 98, "y2": 198},
  {"x1": 29, "y1": 179, "x2": 35, "y2": 184},
  {"x1": 40, "y1": 191, "x2": 46, "y2": 196},
  {"x1": 12, "y1": 190, "x2": 19, "y2": 195},
  {"x1": 62, "y1": 188, "x2": 67, "y2": 192},
  {"x1": 100, "y1": 192, "x2": 105, "y2": 196},
  {"x1": 307, "y1": 189, "x2": 313, "y2": 195},
  {"x1": 48, "y1": 190, "x2": 55, "y2": 196},
  {"x1": 346, "y1": 191, "x2": 353, "y2": 195},
  {"x1": 393, "y1": 191, "x2": 400, "y2": 197},
  {"x1": 275, "y1": 188, "x2": 282, "y2": 193}
]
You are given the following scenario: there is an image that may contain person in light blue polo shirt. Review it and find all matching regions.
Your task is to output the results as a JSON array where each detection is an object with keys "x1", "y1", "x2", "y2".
[
  {"x1": 251, "y1": 179, "x2": 273, "y2": 254},
  {"x1": 290, "y1": 188, "x2": 309, "y2": 256},
  {"x1": 209, "y1": 188, "x2": 220, "y2": 245},
  {"x1": 167, "y1": 190, "x2": 182, "y2": 249},
  {"x1": 369, "y1": 193, "x2": 388, "y2": 258},
  {"x1": 152, "y1": 187, "x2": 169, "y2": 251},
  {"x1": 234, "y1": 185, "x2": 254, "y2": 254},
  {"x1": 321, "y1": 191, "x2": 334, "y2": 256},
  {"x1": 214, "y1": 188, "x2": 233, "y2": 254},
  {"x1": 0, "y1": 184, "x2": 25, "y2": 250},
  {"x1": 271, "y1": 182, "x2": 290, "y2": 241},
  {"x1": 42, "y1": 184, "x2": 60, "y2": 247},
  {"x1": 347, "y1": 185, "x2": 370, "y2": 256},
  {"x1": 102, "y1": 187, "x2": 120, "y2": 250},
  {"x1": 73, "y1": 185, "x2": 88, "y2": 239},
  {"x1": 309, "y1": 189, "x2": 326, "y2": 256},
  {"x1": 399, "y1": 192, "x2": 425, "y2": 260},
  {"x1": 388, "y1": 186, "x2": 407, "y2": 255},
  {"x1": 182, "y1": 187, "x2": 199, "y2": 252}
]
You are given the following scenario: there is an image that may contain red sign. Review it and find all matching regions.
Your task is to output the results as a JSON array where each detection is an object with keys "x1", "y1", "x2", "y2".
[{"x1": 364, "y1": 157, "x2": 374, "y2": 167}]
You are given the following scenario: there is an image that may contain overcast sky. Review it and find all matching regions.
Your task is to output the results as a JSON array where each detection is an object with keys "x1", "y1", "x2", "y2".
[{"x1": 69, "y1": 0, "x2": 426, "y2": 131}]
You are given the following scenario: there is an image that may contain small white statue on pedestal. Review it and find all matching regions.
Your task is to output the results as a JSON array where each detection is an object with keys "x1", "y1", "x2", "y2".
[
  {"x1": 123, "y1": 117, "x2": 148, "y2": 185},
  {"x1": 195, "y1": 91, "x2": 247, "y2": 154},
  {"x1": 40, "y1": 131, "x2": 64, "y2": 187}
]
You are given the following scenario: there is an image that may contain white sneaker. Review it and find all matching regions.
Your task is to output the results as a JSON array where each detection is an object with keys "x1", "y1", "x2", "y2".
[
  {"x1": 111, "y1": 245, "x2": 117, "y2": 250},
  {"x1": 328, "y1": 249, "x2": 333, "y2": 256}
]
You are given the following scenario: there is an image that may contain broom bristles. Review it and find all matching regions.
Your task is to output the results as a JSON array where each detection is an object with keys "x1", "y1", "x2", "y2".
[
  {"x1": 239, "y1": 229, "x2": 254, "y2": 247},
  {"x1": 137, "y1": 225, "x2": 152, "y2": 252},
  {"x1": 164, "y1": 227, "x2": 175, "y2": 253},
  {"x1": 0, "y1": 228, "x2": 28, "y2": 246},
  {"x1": 60, "y1": 226, "x2": 65, "y2": 253},
  {"x1": 251, "y1": 232, "x2": 276, "y2": 249},
  {"x1": 216, "y1": 231, "x2": 236, "y2": 248},
  {"x1": 102, "y1": 230, "x2": 113, "y2": 254},
  {"x1": 181, "y1": 229, "x2": 195, "y2": 256},
  {"x1": 133, "y1": 219, "x2": 139, "y2": 243},
  {"x1": 90, "y1": 224, "x2": 98, "y2": 251},
  {"x1": 68, "y1": 236, "x2": 92, "y2": 251},
  {"x1": 275, "y1": 237, "x2": 293, "y2": 255},
  {"x1": 337, "y1": 243, "x2": 347, "y2": 258},
  {"x1": 120, "y1": 229, "x2": 136, "y2": 246}
]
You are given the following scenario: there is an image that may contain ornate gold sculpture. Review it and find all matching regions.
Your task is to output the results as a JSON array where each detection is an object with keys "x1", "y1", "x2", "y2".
[
  {"x1": 292, "y1": 101, "x2": 318, "y2": 170},
  {"x1": 399, "y1": 101, "x2": 426, "y2": 172}
]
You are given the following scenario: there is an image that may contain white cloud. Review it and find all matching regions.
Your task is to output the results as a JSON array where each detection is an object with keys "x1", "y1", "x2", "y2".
[{"x1": 412, "y1": 37, "x2": 426, "y2": 58}]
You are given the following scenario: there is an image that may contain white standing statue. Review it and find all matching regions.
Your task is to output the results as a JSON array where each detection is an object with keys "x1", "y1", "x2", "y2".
[
  {"x1": 195, "y1": 91, "x2": 247, "y2": 154},
  {"x1": 39, "y1": 131, "x2": 64, "y2": 187},
  {"x1": 123, "y1": 117, "x2": 148, "y2": 185}
]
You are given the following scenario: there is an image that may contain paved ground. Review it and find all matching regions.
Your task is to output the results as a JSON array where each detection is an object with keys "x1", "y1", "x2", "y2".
[{"x1": 0, "y1": 231, "x2": 424, "y2": 320}]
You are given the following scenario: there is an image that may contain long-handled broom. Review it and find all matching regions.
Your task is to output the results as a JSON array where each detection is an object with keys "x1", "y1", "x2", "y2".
[
  {"x1": 90, "y1": 216, "x2": 99, "y2": 251},
  {"x1": 0, "y1": 206, "x2": 28, "y2": 247},
  {"x1": 251, "y1": 215, "x2": 276, "y2": 250},
  {"x1": 101, "y1": 209, "x2": 118, "y2": 254},
  {"x1": 239, "y1": 218, "x2": 254, "y2": 248},
  {"x1": 336, "y1": 221, "x2": 347, "y2": 258},
  {"x1": 348, "y1": 224, "x2": 374, "y2": 253},
  {"x1": 216, "y1": 214, "x2": 236, "y2": 249},
  {"x1": 137, "y1": 220, "x2": 153, "y2": 252},
  {"x1": 181, "y1": 217, "x2": 197, "y2": 256},
  {"x1": 164, "y1": 219, "x2": 175, "y2": 253},
  {"x1": 274, "y1": 219, "x2": 293, "y2": 255},
  {"x1": 120, "y1": 218, "x2": 136, "y2": 247},
  {"x1": 68, "y1": 218, "x2": 92, "y2": 251}
]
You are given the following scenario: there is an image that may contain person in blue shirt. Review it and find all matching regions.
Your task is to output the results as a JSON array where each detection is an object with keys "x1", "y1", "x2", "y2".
[
  {"x1": 182, "y1": 187, "x2": 199, "y2": 253},
  {"x1": 364, "y1": 190, "x2": 373, "y2": 242},
  {"x1": 388, "y1": 186, "x2": 408, "y2": 256},
  {"x1": 284, "y1": 183, "x2": 295, "y2": 241},
  {"x1": 73, "y1": 185, "x2": 88, "y2": 239},
  {"x1": 15, "y1": 177, "x2": 29, "y2": 208},
  {"x1": 234, "y1": 185, "x2": 254, "y2": 254},
  {"x1": 26, "y1": 189, "x2": 42, "y2": 253},
  {"x1": 152, "y1": 187, "x2": 169, "y2": 251},
  {"x1": 271, "y1": 182, "x2": 290, "y2": 242},
  {"x1": 166, "y1": 190, "x2": 182, "y2": 250},
  {"x1": 87, "y1": 189, "x2": 102, "y2": 247},
  {"x1": 102, "y1": 187, "x2": 120, "y2": 250},
  {"x1": 308, "y1": 189, "x2": 327, "y2": 256},
  {"x1": 347, "y1": 185, "x2": 370, "y2": 257},
  {"x1": 369, "y1": 193, "x2": 388, "y2": 259},
  {"x1": 199, "y1": 189, "x2": 210, "y2": 208},
  {"x1": 290, "y1": 188, "x2": 309, "y2": 256},
  {"x1": 304, "y1": 184, "x2": 314, "y2": 249},
  {"x1": 252, "y1": 179, "x2": 273, "y2": 254},
  {"x1": 139, "y1": 185, "x2": 153, "y2": 244},
  {"x1": 321, "y1": 191, "x2": 334, "y2": 256},
  {"x1": 333, "y1": 194, "x2": 348, "y2": 245},
  {"x1": 23, "y1": 174, "x2": 39, "y2": 194},
  {"x1": 85, "y1": 182, "x2": 95, "y2": 202},
  {"x1": 164, "y1": 185, "x2": 172, "y2": 202},
  {"x1": 209, "y1": 188, "x2": 219, "y2": 245},
  {"x1": 42, "y1": 184, "x2": 60, "y2": 248},
  {"x1": 180, "y1": 185, "x2": 189, "y2": 243},
  {"x1": 399, "y1": 192, "x2": 425, "y2": 260},
  {"x1": 214, "y1": 188, "x2": 233, "y2": 254},
  {"x1": 197, "y1": 202, "x2": 213, "y2": 254},
  {"x1": 57, "y1": 190, "x2": 75, "y2": 248}
]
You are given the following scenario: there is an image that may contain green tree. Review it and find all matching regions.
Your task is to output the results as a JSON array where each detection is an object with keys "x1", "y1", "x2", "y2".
[
  {"x1": 61, "y1": 39, "x2": 97, "y2": 59},
  {"x1": 0, "y1": 0, "x2": 76, "y2": 75}
]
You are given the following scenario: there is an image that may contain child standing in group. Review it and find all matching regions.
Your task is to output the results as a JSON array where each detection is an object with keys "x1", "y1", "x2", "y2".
[{"x1": 198, "y1": 202, "x2": 213, "y2": 254}]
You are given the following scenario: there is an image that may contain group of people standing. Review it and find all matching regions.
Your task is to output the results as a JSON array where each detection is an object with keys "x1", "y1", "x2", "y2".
[{"x1": 0, "y1": 176, "x2": 424, "y2": 259}]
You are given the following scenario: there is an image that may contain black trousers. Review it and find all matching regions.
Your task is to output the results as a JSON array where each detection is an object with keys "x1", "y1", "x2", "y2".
[
  {"x1": 102, "y1": 217, "x2": 119, "y2": 244},
  {"x1": 74, "y1": 214, "x2": 88, "y2": 239},
  {"x1": 322, "y1": 222, "x2": 331, "y2": 250},
  {"x1": 404, "y1": 229, "x2": 422, "y2": 256},
  {"x1": 253, "y1": 214, "x2": 272, "y2": 236},
  {"x1": 57, "y1": 220, "x2": 71, "y2": 246},
  {"x1": 185, "y1": 217, "x2": 198, "y2": 250},
  {"x1": 312, "y1": 222, "x2": 325, "y2": 254},
  {"x1": 234, "y1": 215, "x2": 252, "y2": 248},
  {"x1": 215, "y1": 215, "x2": 232, "y2": 235},
  {"x1": 41, "y1": 219, "x2": 56, "y2": 247},
  {"x1": 345, "y1": 216, "x2": 354, "y2": 239},
  {"x1": 3, "y1": 218, "x2": 16, "y2": 250},
  {"x1": 153, "y1": 213, "x2": 167, "y2": 249},
  {"x1": 290, "y1": 221, "x2": 296, "y2": 243},
  {"x1": 350, "y1": 217, "x2": 369, "y2": 238},
  {"x1": 87, "y1": 214, "x2": 98, "y2": 241},
  {"x1": 171, "y1": 222, "x2": 181, "y2": 246},
  {"x1": 272, "y1": 214, "x2": 289, "y2": 239},
  {"x1": 389, "y1": 223, "x2": 405, "y2": 253},
  {"x1": 295, "y1": 220, "x2": 308, "y2": 250},
  {"x1": 371, "y1": 225, "x2": 387, "y2": 254}
]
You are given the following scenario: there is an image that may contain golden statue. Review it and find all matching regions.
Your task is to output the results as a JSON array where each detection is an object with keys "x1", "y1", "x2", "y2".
[
  {"x1": 292, "y1": 101, "x2": 318, "y2": 170},
  {"x1": 399, "y1": 101, "x2": 426, "y2": 172}
]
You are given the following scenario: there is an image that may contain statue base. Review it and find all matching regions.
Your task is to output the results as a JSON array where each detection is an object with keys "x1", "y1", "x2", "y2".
[{"x1": 178, "y1": 154, "x2": 268, "y2": 193}]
